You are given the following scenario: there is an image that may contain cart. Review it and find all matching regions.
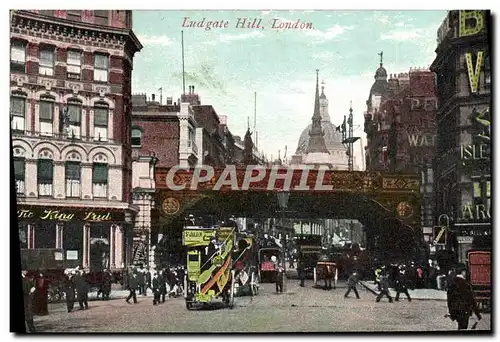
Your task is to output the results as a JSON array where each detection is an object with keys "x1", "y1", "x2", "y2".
[
  {"x1": 313, "y1": 254, "x2": 338, "y2": 289},
  {"x1": 183, "y1": 225, "x2": 236, "y2": 310},
  {"x1": 258, "y1": 247, "x2": 283, "y2": 283}
]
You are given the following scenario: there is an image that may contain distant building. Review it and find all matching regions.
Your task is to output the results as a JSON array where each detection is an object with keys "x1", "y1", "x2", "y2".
[{"x1": 290, "y1": 70, "x2": 354, "y2": 169}]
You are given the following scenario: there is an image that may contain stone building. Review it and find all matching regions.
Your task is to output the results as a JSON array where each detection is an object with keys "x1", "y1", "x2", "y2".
[
  {"x1": 430, "y1": 10, "x2": 491, "y2": 262},
  {"x1": 11, "y1": 10, "x2": 142, "y2": 270}
]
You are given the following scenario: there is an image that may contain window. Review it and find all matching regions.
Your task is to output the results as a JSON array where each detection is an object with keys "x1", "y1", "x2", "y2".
[
  {"x1": 94, "y1": 104, "x2": 109, "y2": 141},
  {"x1": 34, "y1": 223, "x2": 56, "y2": 249},
  {"x1": 39, "y1": 97, "x2": 54, "y2": 136},
  {"x1": 94, "y1": 54, "x2": 108, "y2": 82},
  {"x1": 67, "y1": 100, "x2": 82, "y2": 139},
  {"x1": 65, "y1": 162, "x2": 81, "y2": 197},
  {"x1": 67, "y1": 50, "x2": 81, "y2": 80},
  {"x1": 39, "y1": 47, "x2": 54, "y2": 76},
  {"x1": 131, "y1": 128, "x2": 142, "y2": 147},
  {"x1": 10, "y1": 41, "x2": 26, "y2": 73},
  {"x1": 188, "y1": 128, "x2": 194, "y2": 147},
  {"x1": 10, "y1": 96, "x2": 26, "y2": 132},
  {"x1": 92, "y1": 163, "x2": 108, "y2": 198},
  {"x1": 37, "y1": 159, "x2": 53, "y2": 196},
  {"x1": 94, "y1": 10, "x2": 109, "y2": 26},
  {"x1": 67, "y1": 10, "x2": 81, "y2": 21},
  {"x1": 14, "y1": 158, "x2": 25, "y2": 195}
]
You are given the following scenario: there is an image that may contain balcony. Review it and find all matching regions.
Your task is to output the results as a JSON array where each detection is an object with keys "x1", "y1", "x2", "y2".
[{"x1": 11, "y1": 129, "x2": 117, "y2": 144}]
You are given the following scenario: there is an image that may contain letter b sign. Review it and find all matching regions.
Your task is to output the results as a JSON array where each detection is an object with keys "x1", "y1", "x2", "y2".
[{"x1": 459, "y1": 10, "x2": 485, "y2": 37}]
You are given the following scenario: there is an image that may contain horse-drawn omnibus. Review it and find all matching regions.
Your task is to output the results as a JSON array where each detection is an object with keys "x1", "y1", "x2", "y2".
[
  {"x1": 232, "y1": 232, "x2": 259, "y2": 296},
  {"x1": 313, "y1": 254, "x2": 338, "y2": 290}
]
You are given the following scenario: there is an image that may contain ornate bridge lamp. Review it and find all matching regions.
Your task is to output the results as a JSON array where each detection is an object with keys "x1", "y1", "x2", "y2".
[{"x1": 277, "y1": 190, "x2": 290, "y2": 276}]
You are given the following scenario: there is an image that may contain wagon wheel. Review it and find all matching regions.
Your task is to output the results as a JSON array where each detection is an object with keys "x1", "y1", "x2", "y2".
[
  {"x1": 228, "y1": 270, "x2": 235, "y2": 309},
  {"x1": 185, "y1": 300, "x2": 193, "y2": 310}
]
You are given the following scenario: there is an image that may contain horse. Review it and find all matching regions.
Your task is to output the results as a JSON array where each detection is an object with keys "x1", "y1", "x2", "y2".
[{"x1": 315, "y1": 261, "x2": 338, "y2": 290}]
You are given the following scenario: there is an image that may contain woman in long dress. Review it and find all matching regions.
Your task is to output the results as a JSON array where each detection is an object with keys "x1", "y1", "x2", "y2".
[{"x1": 32, "y1": 272, "x2": 49, "y2": 316}]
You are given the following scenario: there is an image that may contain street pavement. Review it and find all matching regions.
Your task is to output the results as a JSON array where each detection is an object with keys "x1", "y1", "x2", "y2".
[{"x1": 33, "y1": 278, "x2": 491, "y2": 333}]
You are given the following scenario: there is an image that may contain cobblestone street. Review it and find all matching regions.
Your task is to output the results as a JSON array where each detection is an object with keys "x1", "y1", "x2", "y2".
[{"x1": 34, "y1": 279, "x2": 491, "y2": 333}]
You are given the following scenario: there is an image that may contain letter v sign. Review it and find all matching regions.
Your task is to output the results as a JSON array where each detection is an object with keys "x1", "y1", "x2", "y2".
[{"x1": 465, "y1": 51, "x2": 484, "y2": 94}]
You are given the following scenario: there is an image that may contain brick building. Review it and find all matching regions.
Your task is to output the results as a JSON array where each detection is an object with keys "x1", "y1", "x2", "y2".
[
  {"x1": 11, "y1": 10, "x2": 142, "y2": 271},
  {"x1": 430, "y1": 10, "x2": 491, "y2": 263},
  {"x1": 364, "y1": 59, "x2": 438, "y2": 246}
]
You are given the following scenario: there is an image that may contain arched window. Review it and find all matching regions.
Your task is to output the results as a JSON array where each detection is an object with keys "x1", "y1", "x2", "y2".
[
  {"x1": 37, "y1": 150, "x2": 54, "y2": 197},
  {"x1": 131, "y1": 128, "x2": 142, "y2": 147},
  {"x1": 39, "y1": 95, "x2": 55, "y2": 136},
  {"x1": 65, "y1": 99, "x2": 82, "y2": 139},
  {"x1": 92, "y1": 154, "x2": 108, "y2": 198},
  {"x1": 65, "y1": 151, "x2": 82, "y2": 198},
  {"x1": 11, "y1": 94, "x2": 26, "y2": 132},
  {"x1": 14, "y1": 156, "x2": 25, "y2": 195},
  {"x1": 94, "y1": 102, "x2": 109, "y2": 142}
]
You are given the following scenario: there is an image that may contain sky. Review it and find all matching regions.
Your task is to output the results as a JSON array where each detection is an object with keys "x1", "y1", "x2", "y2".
[{"x1": 131, "y1": 10, "x2": 447, "y2": 168}]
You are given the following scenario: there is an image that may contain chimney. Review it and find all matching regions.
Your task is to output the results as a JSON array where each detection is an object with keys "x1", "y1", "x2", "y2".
[
  {"x1": 152, "y1": 94, "x2": 155, "y2": 102},
  {"x1": 192, "y1": 85, "x2": 195, "y2": 93}
]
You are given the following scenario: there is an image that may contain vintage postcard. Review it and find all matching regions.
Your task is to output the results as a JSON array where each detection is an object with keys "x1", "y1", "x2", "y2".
[{"x1": 11, "y1": 9, "x2": 491, "y2": 333}]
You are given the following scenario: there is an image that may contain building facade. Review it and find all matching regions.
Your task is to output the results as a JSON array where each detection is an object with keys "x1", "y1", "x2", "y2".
[
  {"x1": 12, "y1": 10, "x2": 142, "y2": 270},
  {"x1": 430, "y1": 10, "x2": 491, "y2": 263}
]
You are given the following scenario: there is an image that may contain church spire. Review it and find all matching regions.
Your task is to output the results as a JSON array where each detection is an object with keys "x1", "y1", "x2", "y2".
[
  {"x1": 378, "y1": 51, "x2": 383, "y2": 66},
  {"x1": 306, "y1": 69, "x2": 329, "y2": 154}
]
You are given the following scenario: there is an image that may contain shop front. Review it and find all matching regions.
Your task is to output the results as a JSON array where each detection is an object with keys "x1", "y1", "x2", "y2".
[{"x1": 17, "y1": 204, "x2": 134, "y2": 271}]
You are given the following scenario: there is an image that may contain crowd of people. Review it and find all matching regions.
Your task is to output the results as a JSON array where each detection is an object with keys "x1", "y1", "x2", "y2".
[{"x1": 125, "y1": 266, "x2": 185, "y2": 306}]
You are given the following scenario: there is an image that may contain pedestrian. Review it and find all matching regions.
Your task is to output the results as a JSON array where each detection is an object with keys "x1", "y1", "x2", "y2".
[
  {"x1": 22, "y1": 270, "x2": 36, "y2": 333},
  {"x1": 297, "y1": 260, "x2": 305, "y2": 287},
  {"x1": 374, "y1": 265, "x2": 383, "y2": 291},
  {"x1": 159, "y1": 270, "x2": 167, "y2": 303},
  {"x1": 375, "y1": 270, "x2": 393, "y2": 303},
  {"x1": 447, "y1": 265, "x2": 482, "y2": 330},
  {"x1": 152, "y1": 273, "x2": 161, "y2": 305},
  {"x1": 136, "y1": 268, "x2": 146, "y2": 296},
  {"x1": 101, "y1": 269, "x2": 112, "y2": 300},
  {"x1": 126, "y1": 272, "x2": 138, "y2": 304},
  {"x1": 394, "y1": 268, "x2": 411, "y2": 302},
  {"x1": 344, "y1": 271, "x2": 360, "y2": 299},
  {"x1": 275, "y1": 263, "x2": 284, "y2": 293},
  {"x1": 32, "y1": 271, "x2": 49, "y2": 316},
  {"x1": 64, "y1": 272, "x2": 76, "y2": 312},
  {"x1": 145, "y1": 267, "x2": 152, "y2": 293},
  {"x1": 74, "y1": 270, "x2": 89, "y2": 310}
]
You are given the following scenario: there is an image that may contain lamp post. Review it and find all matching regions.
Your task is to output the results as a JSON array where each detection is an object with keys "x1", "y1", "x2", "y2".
[{"x1": 277, "y1": 190, "x2": 290, "y2": 275}]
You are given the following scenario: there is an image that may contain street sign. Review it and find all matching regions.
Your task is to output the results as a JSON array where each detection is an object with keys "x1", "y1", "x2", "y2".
[{"x1": 433, "y1": 226, "x2": 447, "y2": 245}]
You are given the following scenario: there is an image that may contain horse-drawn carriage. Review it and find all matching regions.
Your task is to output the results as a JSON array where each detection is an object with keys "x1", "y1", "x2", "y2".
[
  {"x1": 183, "y1": 225, "x2": 237, "y2": 310},
  {"x1": 313, "y1": 254, "x2": 338, "y2": 289},
  {"x1": 232, "y1": 233, "x2": 259, "y2": 296}
]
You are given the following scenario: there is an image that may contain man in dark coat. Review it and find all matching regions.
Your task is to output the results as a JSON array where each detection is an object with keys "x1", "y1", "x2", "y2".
[
  {"x1": 137, "y1": 269, "x2": 145, "y2": 296},
  {"x1": 297, "y1": 260, "x2": 305, "y2": 287},
  {"x1": 447, "y1": 266, "x2": 481, "y2": 330},
  {"x1": 344, "y1": 271, "x2": 360, "y2": 299},
  {"x1": 152, "y1": 273, "x2": 161, "y2": 305},
  {"x1": 159, "y1": 270, "x2": 167, "y2": 303},
  {"x1": 74, "y1": 271, "x2": 89, "y2": 310},
  {"x1": 375, "y1": 270, "x2": 393, "y2": 303},
  {"x1": 394, "y1": 268, "x2": 411, "y2": 302},
  {"x1": 145, "y1": 267, "x2": 152, "y2": 293},
  {"x1": 101, "y1": 270, "x2": 112, "y2": 300},
  {"x1": 64, "y1": 273, "x2": 76, "y2": 312},
  {"x1": 22, "y1": 270, "x2": 36, "y2": 333},
  {"x1": 126, "y1": 272, "x2": 138, "y2": 304},
  {"x1": 275, "y1": 263, "x2": 285, "y2": 293}
]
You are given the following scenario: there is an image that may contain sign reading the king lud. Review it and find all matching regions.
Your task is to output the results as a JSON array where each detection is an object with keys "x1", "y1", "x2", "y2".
[{"x1": 16, "y1": 205, "x2": 125, "y2": 223}]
